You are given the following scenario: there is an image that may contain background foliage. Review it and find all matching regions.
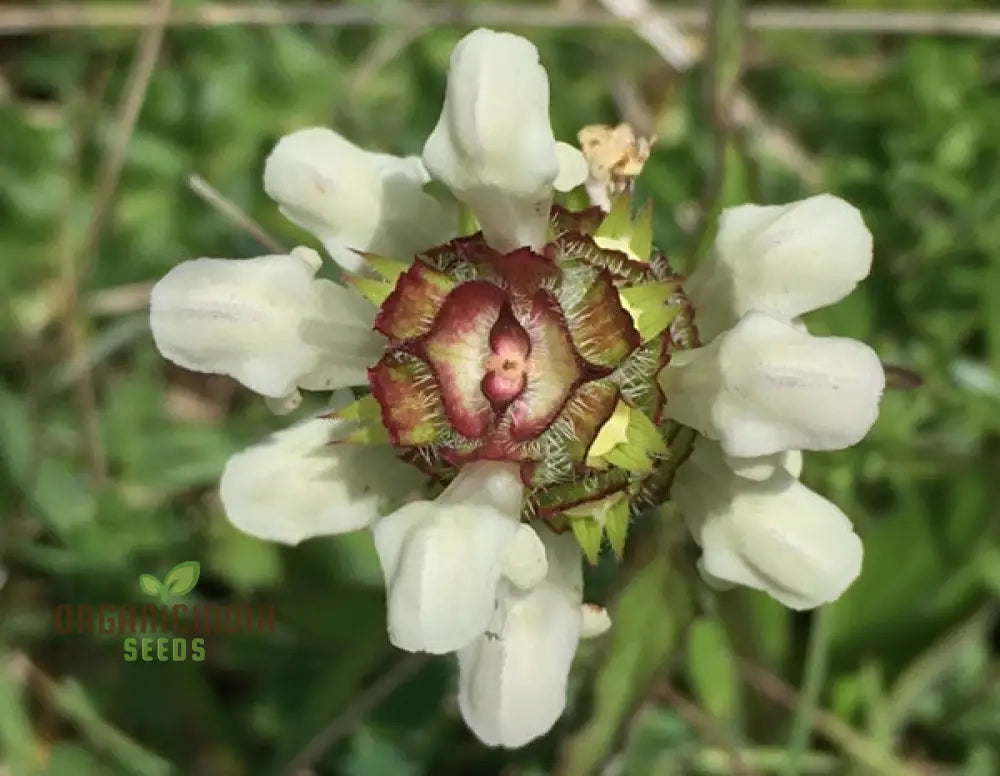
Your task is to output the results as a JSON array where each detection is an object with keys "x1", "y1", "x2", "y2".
[{"x1": 1, "y1": 1, "x2": 999, "y2": 774}]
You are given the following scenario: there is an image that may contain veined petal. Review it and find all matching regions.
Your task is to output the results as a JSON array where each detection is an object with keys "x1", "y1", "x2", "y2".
[
  {"x1": 658, "y1": 311, "x2": 885, "y2": 457},
  {"x1": 687, "y1": 194, "x2": 874, "y2": 339},
  {"x1": 264, "y1": 127, "x2": 456, "y2": 271},
  {"x1": 674, "y1": 441, "x2": 862, "y2": 610},
  {"x1": 457, "y1": 528, "x2": 583, "y2": 747},
  {"x1": 372, "y1": 462, "x2": 525, "y2": 654},
  {"x1": 149, "y1": 248, "x2": 383, "y2": 398},
  {"x1": 219, "y1": 415, "x2": 424, "y2": 545},
  {"x1": 422, "y1": 29, "x2": 560, "y2": 252}
]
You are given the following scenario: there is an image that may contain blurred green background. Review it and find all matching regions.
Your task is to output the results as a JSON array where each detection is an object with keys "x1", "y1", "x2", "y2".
[{"x1": 2, "y1": 1, "x2": 999, "y2": 774}]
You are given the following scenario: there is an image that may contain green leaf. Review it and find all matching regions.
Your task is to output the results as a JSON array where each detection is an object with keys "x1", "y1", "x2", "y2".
[
  {"x1": 569, "y1": 516, "x2": 603, "y2": 565},
  {"x1": 163, "y1": 561, "x2": 201, "y2": 596},
  {"x1": 138, "y1": 574, "x2": 162, "y2": 597},
  {"x1": 687, "y1": 617, "x2": 738, "y2": 722}
]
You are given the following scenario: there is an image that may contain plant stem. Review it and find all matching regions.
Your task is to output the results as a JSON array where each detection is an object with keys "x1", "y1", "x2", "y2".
[{"x1": 787, "y1": 605, "x2": 834, "y2": 775}]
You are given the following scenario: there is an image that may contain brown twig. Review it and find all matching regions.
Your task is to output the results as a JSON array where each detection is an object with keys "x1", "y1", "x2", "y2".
[
  {"x1": 187, "y1": 174, "x2": 286, "y2": 254},
  {"x1": 279, "y1": 654, "x2": 429, "y2": 776},
  {"x1": 54, "y1": 0, "x2": 172, "y2": 483},
  {"x1": 3, "y1": 5, "x2": 1000, "y2": 37},
  {"x1": 738, "y1": 660, "x2": 922, "y2": 776},
  {"x1": 659, "y1": 681, "x2": 758, "y2": 776},
  {"x1": 75, "y1": 0, "x2": 173, "y2": 284},
  {"x1": 598, "y1": 0, "x2": 820, "y2": 188}
]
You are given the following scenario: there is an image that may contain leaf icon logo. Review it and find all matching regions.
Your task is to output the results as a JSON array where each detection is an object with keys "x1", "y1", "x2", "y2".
[{"x1": 138, "y1": 561, "x2": 201, "y2": 603}]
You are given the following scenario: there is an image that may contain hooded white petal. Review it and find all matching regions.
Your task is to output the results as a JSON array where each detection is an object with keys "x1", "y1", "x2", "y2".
[
  {"x1": 725, "y1": 449, "x2": 804, "y2": 481},
  {"x1": 457, "y1": 528, "x2": 583, "y2": 748},
  {"x1": 264, "y1": 128, "x2": 456, "y2": 271},
  {"x1": 422, "y1": 28, "x2": 568, "y2": 252},
  {"x1": 686, "y1": 194, "x2": 874, "y2": 340},
  {"x1": 501, "y1": 523, "x2": 549, "y2": 591},
  {"x1": 659, "y1": 311, "x2": 885, "y2": 458},
  {"x1": 219, "y1": 415, "x2": 423, "y2": 545},
  {"x1": 149, "y1": 248, "x2": 385, "y2": 398},
  {"x1": 372, "y1": 462, "x2": 525, "y2": 654},
  {"x1": 553, "y1": 142, "x2": 589, "y2": 192},
  {"x1": 675, "y1": 441, "x2": 862, "y2": 610}
]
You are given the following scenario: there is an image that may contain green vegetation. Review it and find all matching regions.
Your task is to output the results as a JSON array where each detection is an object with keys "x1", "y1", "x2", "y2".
[{"x1": 1, "y1": 2, "x2": 998, "y2": 774}]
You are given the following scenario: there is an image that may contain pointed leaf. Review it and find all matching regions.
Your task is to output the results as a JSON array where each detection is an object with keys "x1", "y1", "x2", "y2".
[
  {"x1": 570, "y1": 516, "x2": 603, "y2": 565},
  {"x1": 342, "y1": 274, "x2": 394, "y2": 306},
  {"x1": 629, "y1": 200, "x2": 654, "y2": 261},
  {"x1": 138, "y1": 574, "x2": 161, "y2": 597},
  {"x1": 595, "y1": 192, "x2": 632, "y2": 241},
  {"x1": 360, "y1": 252, "x2": 410, "y2": 283},
  {"x1": 163, "y1": 561, "x2": 200, "y2": 596},
  {"x1": 603, "y1": 495, "x2": 630, "y2": 559}
]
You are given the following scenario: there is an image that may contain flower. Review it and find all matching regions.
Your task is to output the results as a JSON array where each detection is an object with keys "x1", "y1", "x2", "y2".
[
  {"x1": 263, "y1": 128, "x2": 457, "y2": 273},
  {"x1": 673, "y1": 441, "x2": 862, "y2": 609},
  {"x1": 149, "y1": 27, "x2": 885, "y2": 749},
  {"x1": 149, "y1": 247, "x2": 385, "y2": 403},
  {"x1": 422, "y1": 28, "x2": 587, "y2": 253},
  {"x1": 660, "y1": 195, "x2": 882, "y2": 602}
]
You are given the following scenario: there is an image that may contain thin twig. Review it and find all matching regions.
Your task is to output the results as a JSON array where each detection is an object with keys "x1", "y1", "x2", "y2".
[
  {"x1": 658, "y1": 681, "x2": 758, "y2": 776},
  {"x1": 87, "y1": 282, "x2": 154, "y2": 317},
  {"x1": 4, "y1": 5, "x2": 1000, "y2": 37},
  {"x1": 598, "y1": 0, "x2": 820, "y2": 187},
  {"x1": 58, "y1": 71, "x2": 111, "y2": 483},
  {"x1": 187, "y1": 174, "x2": 286, "y2": 254},
  {"x1": 279, "y1": 654, "x2": 429, "y2": 776},
  {"x1": 75, "y1": 0, "x2": 173, "y2": 284},
  {"x1": 21, "y1": 653, "x2": 173, "y2": 776},
  {"x1": 54, "y1": 0, "x2": 171, "y2": 483},
  {"x1": 738, "y1": 660, "x2": 923, "y2": 776}
]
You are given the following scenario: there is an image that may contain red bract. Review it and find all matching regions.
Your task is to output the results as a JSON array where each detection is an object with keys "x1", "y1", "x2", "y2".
[{"x1": 366, "y1": 205, "x2": 697, "y2": 517}]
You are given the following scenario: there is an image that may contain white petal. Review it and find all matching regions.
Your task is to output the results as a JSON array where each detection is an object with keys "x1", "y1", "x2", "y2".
[
  {"x1": 457, "y1": 528, "x2": 583, "y2": 747},
  {"x1": 219, "y1": 415, "x2": 423, "y2": 545},
  {"x1": 726, "y1": 449, "x2": 803, "y2": 481},
  {"x1": 264, "y1": 128, "x2": 455, "y2": 270},
  {"x1": 687, "y1": 194, "x2": 874, "y2": 339},
  {"x1": 580, "y1": 604, "x2": 612, "y2": 638},
  {"x1": 150, "y1": 248, "x2": 383, "y2": 397},
  {"x1": 422, "y1": 29, "x2": 559, "y2": 252},
  {"x1": 659, "y1": 311, "x2": 885, "y2": 457},
  {"x1": 554, "y1": 142, "x2": 588, "y2": 192},
  {"x1": 372, "y1": 462, "x2": 525, "y2": 654},
  {"x1": 502, "y1": 524, "x2": 549, "y2": 591},
  {"x1": 674, "y1": 441, "x2": 862, "y2": 610},
  {"x1": 297, "y1": 280, "x2": 386, "y2": 391},
  {"x1": 264, "y1": 391, "x2": 302, "y2": 416}
]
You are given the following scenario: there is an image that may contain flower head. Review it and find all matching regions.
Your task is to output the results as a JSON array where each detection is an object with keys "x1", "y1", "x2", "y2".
[{"x1": 149, "y1": 27, "x2": 884, "y2": 749}]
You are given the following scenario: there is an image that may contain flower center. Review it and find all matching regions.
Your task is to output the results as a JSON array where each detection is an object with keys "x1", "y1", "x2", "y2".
[{"x1": 482, "y1": 304, "x2": 531, "y2": 408}]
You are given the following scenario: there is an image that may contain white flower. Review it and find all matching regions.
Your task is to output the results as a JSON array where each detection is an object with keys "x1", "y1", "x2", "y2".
[
  {"x1": 219, "y1": 412, "x2": 424, "y2": 545},
  {"x1": 422, "y1": 28, "x2": 586, "y2": 252},
  {"x1": 674, "y1": 441, "x2": 862, "y2": 610},
  {"x1": 659, "y1": 311, "x2": 884, "y2": 458},
  {"x1": 149, "y1": 247, "x2": 385, "y2": 399},
  {"x1": 372, "y1": 462, "x2": 526, "y2": 654},
  {"x1": 264, "y1": 128, "x2": 456, "y2": 272},
  {"x1": 148, "y1": 27, "x2": 884, "y2": 751},
  {"x1": 457, "y1": 527, "x2": 585, "y2": 748},
  {"x1": 686, "y1": 194, "x2": 874, "y2": 341}
]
